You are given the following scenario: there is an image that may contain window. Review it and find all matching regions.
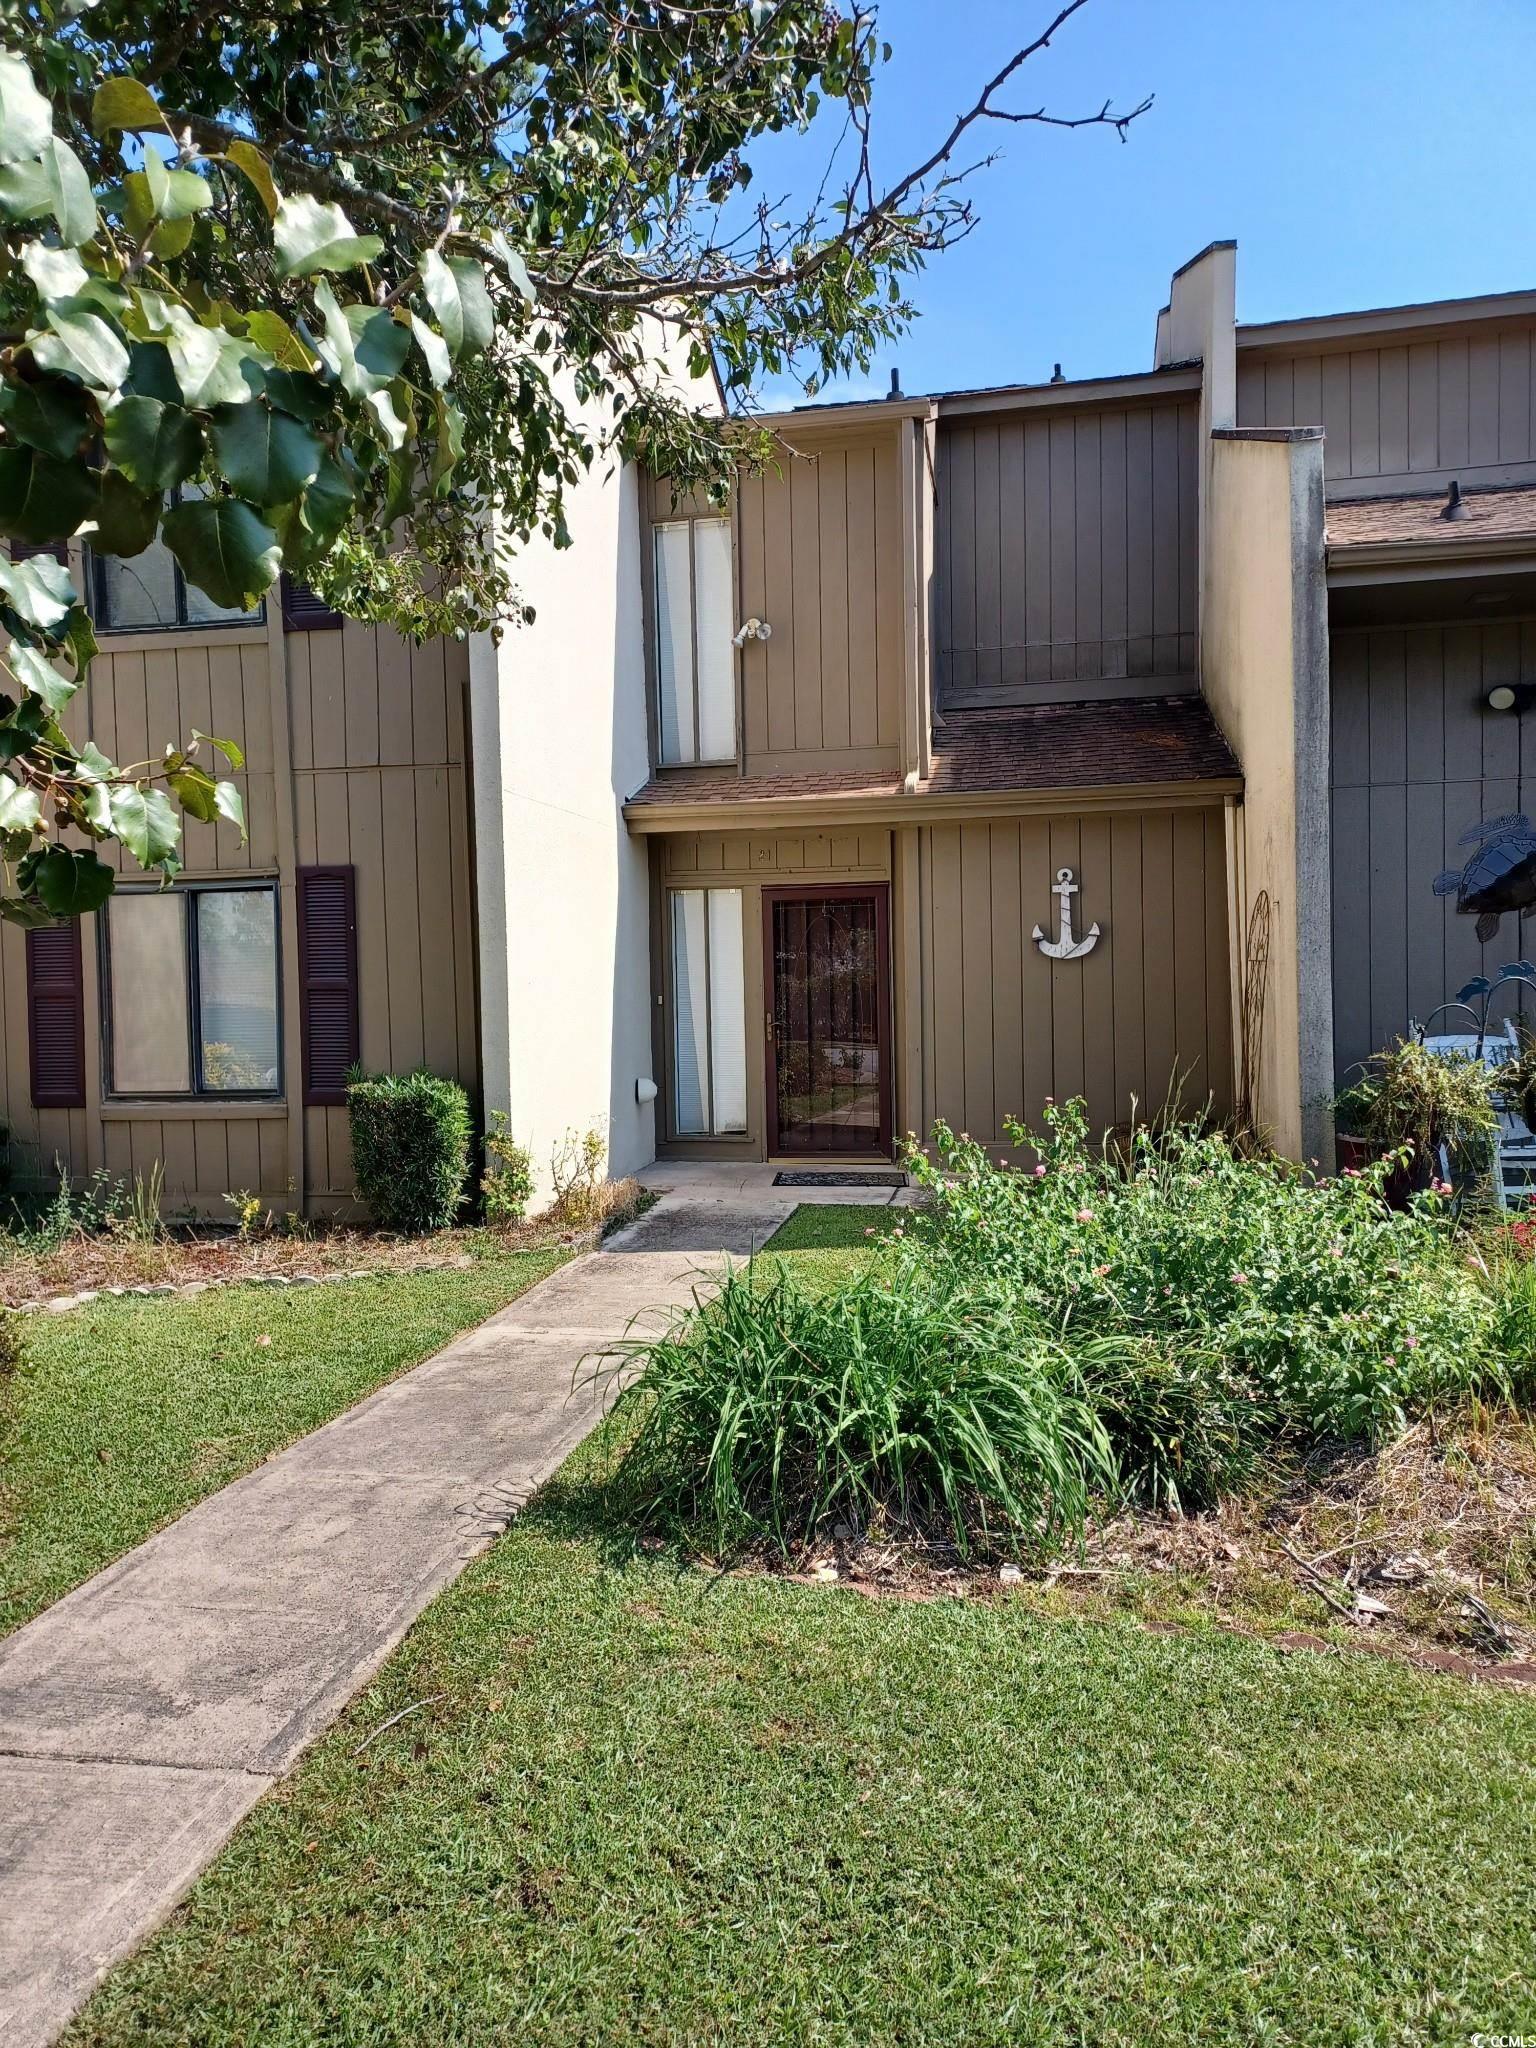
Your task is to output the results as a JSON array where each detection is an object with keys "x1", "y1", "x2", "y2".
[
  {"x1": 90, "y1": 488, "x2": 263, "y2": 632},
  {"x1": 653, "y1": 516, "x2": 736, "y2": 765},
  {"x1": 105, "y1": 883, "x2": 281, "y2": 1097},
  {"x1": 670, "y1": 887, "x2": 747, "y2": 1135}
]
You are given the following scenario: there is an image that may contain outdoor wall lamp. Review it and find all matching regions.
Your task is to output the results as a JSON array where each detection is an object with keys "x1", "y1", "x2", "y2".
[
  {"x1": 732, "y1": 618, "x2": 772, "y2": 646},
  {"x1": 1486, "y1": 683, "x2": 1536, "y2": 714}
]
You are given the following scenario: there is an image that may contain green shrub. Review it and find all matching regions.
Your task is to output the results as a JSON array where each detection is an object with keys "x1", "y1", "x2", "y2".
[
  {"x1": 909, "y1": 1103, "x2": 1503, "y2": 1450},
  {"x1": 611, "y1": 1259, "x2": 1118, "y2": 1556},
  {"x1": 481, "y1": 1112, "x2": 535, "y2": 1225},
  {"x1": 347, "y1": 1071, "x2": 471, "y2": 1234}
]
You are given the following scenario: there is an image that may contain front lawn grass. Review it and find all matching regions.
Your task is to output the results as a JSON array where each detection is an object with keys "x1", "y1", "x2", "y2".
[
  {"x1": 1, "y1": 1250, "x2": 565, "y2": 1635},
  {"x1": 69, "y1": 1424, "x2": 1536, "y2": 2048},
  {"x1": 758, "y1": 1200, "x2": 901, "y2": 1290}
]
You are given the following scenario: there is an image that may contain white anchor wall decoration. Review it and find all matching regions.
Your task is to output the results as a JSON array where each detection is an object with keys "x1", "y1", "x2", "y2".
[{"x1": 1032, "y1": 867, "x2": 1101, "y2": 960}]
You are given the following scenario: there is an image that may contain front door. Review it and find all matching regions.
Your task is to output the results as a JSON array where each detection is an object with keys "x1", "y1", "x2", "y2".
[{"x1": 764, "y1": 886, "x2": 892, "y2": 1157}]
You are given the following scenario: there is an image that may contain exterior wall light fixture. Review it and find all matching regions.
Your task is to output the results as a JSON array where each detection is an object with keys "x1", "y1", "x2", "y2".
[{"x1": 732, "y1": 618, "x2": 772, "y2": 646}]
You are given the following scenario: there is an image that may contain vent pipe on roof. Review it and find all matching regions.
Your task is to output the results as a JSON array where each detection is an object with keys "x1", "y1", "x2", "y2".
[
  {"x1": 889, "y1": 367, "x2": 903, "y2": 398},
  {"x1": 1442, "y1": 479, "x2": 1470, "y2": 521},
  {"x1": 1050, "y1": 362, "x2": 1065, "y2": 383}
]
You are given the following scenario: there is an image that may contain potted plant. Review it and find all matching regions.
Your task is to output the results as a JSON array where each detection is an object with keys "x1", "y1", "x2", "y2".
[{"x1": 1336, "y1": 1039, "x2": 1497, "y2": 1202}]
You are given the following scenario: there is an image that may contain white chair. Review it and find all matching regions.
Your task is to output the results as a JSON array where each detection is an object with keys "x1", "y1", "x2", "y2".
[{"x1": 1408, "y1": 1020, "x2": 1533, "y2": 1209}]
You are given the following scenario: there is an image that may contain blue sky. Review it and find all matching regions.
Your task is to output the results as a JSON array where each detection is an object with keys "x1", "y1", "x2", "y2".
[{"x1": 750, "y1": 0, "x2": 1536, "y2": 405}]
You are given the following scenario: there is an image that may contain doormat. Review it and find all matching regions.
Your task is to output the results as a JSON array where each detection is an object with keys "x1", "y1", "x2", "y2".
[{"x1": 773, "y1": 1170, "x2": 907, "y2": 1188}]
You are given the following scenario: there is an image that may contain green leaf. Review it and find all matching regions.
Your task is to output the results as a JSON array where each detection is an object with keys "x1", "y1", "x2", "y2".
[
  {"x1": 162, "y1": 307, "x2": 263, "y2": 408},
  {"x1": 167, "y1": 763, "x2": 220, "y2": 822},
  {"x1": 160, "y1": 166, "x2": 211, "y2": 222},
  {"x1": 429, "y1": 391, "x2": 465, "y2": 495},
  {"x1": 365, "y1": 384, "x2": 408, "y2": 452},
  {"x1": 103, "y1": 394, "x2": 203, "y2": 491},
  {"x1": 224, "y1": 140, "x2": 278, "y2": 221},
  {"x1": 0, "y1": 55, "x2": 51, "y2": 168},
  {"x1": 244, "y1": 313, "x2": 313, "y2": 373},
  {"x1": 40, "y1": 137, "x2": 96, "y2": 246},
  {"x1": 28, "y1": 303, "x2": 130, "y2": 394},
  {"x1": 26, "y1": 845, "x2": 114, "y2": 914},
  {"x1": 419, "y1": 250, "x2": 493, "y2": 359},
  {"x1": 124, "y1": 340, "x2": 181, "y2": 403},
  {"x1": 273, "y1": 193, "x2": 383, "y2": 278},
  {"x1": 487, "y1": 228, "x2": 536, "y2": 305},
  {"x1": 91, "y1": 469, "x2": 160, "y2": 557},
  {"x1": 0, "y1": 893, "x2": 59, "y2": 928},
  {"x1": 0, "y1": 139, "x2": 97, "y2": 244},
  {"x1": 190, "y1": 728, "x2": 246, "y2": 772},
  {"x1": 91, "y1": 77, "x2": 166, "y2": 137},
  {"x1": 280, "y1": 452, "x2": 356, "y2": 568},
  {"x1": 109, "y1": 784, "x2": 181, "y2": 868},
  {"x1": 76, "y1": 739, "x2": 118, "y2": 780},
  {"x1": 263, "y1": 367, "x2": 331, "y2": 421},
  {"x1": 210, "y1": 403, "x2": 322, "y2": 505},
  {"x1": 19, "y1": 239, "x2": 88, "y2": 302},
  {"x1": 161, "y1": 497, "x2": 281, "y2": 610},
  {"x1": 311, "y1": 282, "x2": 410, "y2": 398},
  {"x1": 0, "y1": 377, "x2": 92, "y2": 459},
  {"x1": 5, "y1": 638, "x2": 78, "y2": 713},
  {"x1": 408, "y1": 312, "x2": 451, "y2": 389},
  {"x1": 0, "y1": 772, "x2": 41, "y2": 835},
  {"x1": 0, "y1": 552, "x2": 75, "y2": 629},
  {"x1": 213, "y1": 780, "x2": 246, "y2": 835},
  {"x1": 0, "y1": 447, "x2": 96, "y2": 543}
]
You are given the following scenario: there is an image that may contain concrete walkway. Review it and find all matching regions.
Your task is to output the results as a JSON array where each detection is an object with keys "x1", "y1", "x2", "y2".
[{"x1": 0, "y1": 1195, "x2": 790, "y2": 2048}]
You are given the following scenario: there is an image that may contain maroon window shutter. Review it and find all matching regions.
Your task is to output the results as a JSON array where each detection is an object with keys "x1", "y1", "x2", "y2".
[
  {"x1": 26, "y1": 920, "x2": 86, "y2": 1108},
  {"x1": 281, "y1": 574, "x2": 344, "y2": 632},
  {"x1": 9, "y1": 541, "x2": 69, "y2": 565},
  {"x1": 296, "y1": 865, "x2": 359, "y2": 1105}
]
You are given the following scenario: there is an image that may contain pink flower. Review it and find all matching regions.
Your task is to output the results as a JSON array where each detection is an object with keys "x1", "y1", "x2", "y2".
[
  {"x1": 1342, "y1": 1166, "x2": 1360, "y2": 1179},
  {"x1": 1075, "y1": 1208, "x2": 1095, "y2": 1224},
  {"x1": 1383, "y1": 1354, "x2": 1397, "y2": 1369},
  {"x1": 1431, "y1": 1178, "x2": 1453, "y2": 1197},
  {"x1": 1231, "y1": 1272, "x2": 1249, "y2": 1286},
  {"x1": 1403, "y1": 1333, "x2": 1419, "y2": 1350},
  {"x1": 1033, "y1": 1164, "x2": 1047, "y2": 1179},
  {"x1": 863, "y1": 1226, "x2": 877, "y2": 1236},
  {"x1": 1093, "y1": 1263, "x2": 1111, "y2": 1278}
]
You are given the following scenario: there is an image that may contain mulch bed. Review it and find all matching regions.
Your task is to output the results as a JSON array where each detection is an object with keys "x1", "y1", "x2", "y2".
[{"x1": 731, "y1": 1415, "x2": 1536, "y2": 1689}]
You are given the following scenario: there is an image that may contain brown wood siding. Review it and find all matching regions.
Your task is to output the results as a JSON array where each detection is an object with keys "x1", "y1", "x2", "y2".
[
  {"x1": 289, "y1": 623, "x2": 479, "y2": 1203},
  {"x1": 935, "y1": 399, "x2": 1199, "y2": 703},
  {"x1": 914, "y1": 809, "x2": 1232, "y2": 1148},
  {"x1": 0, "y1": 613, "x2": 478, "y2": 1213},
  {"x1": 1330, "y1": 620, "x2": 1536, "y2": 1084},
  {"x1": 1238, "y1": 326, "x2": 1536, "y2": 494},
  {"x1": 648, "y1": 439, "x2": 906, "y2": 780}
]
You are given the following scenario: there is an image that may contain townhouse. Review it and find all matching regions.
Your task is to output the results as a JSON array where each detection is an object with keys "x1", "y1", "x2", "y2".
[{"x1": 6, "y1": 242, "x2": 1534, "y2": 1208}]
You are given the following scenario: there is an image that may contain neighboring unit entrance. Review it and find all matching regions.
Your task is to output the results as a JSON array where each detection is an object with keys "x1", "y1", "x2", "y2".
[{"x1": 764, "y1": 886, "x2": 892, "y2": 1156}]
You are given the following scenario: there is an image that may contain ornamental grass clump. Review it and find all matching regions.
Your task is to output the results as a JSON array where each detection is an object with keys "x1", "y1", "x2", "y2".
[{"x1": 610, "y1": 1259, "x2": 1120, "y2": 1557}]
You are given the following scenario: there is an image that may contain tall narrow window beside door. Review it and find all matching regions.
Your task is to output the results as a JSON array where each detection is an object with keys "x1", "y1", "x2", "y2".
[
  {"x1": 654, "y1": 517, "x2": 735, "y2": 764},
  {"x1": 670, "y1": 888, "x2": 747, "y2": 1135}
]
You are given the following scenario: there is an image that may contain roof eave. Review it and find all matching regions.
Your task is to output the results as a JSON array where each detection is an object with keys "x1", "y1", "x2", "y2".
[{"x1": 624, "y1": 778, "x2": 1243, "y2": 835}]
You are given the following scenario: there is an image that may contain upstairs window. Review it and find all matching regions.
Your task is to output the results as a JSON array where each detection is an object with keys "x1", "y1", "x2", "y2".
[
  {"x1": 653, "y1": 516, "x2": 735, "y2": 765},
  {"x1": 90, "y1": 488, "x2": 262, "y2": 633}
]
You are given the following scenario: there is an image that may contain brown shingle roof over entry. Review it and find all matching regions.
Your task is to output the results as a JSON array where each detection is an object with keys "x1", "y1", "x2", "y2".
[
  {"x1": 626, "y1": 696, "x2": 1239, "y2": 813},
  {"x1": 927, "y1": 696, "x2": 1239, "y2": 794},
  {"x1": 627, "y1": 765, "x2": 905, "y2": 808},
  {"x1": 1327, "y1": 483, "x2": 1536, "y2": 550}
]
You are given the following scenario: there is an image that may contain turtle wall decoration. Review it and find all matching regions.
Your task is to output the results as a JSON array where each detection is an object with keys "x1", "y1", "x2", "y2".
[{"x1": 1433, "y1": 813, "x2": 1536, "y2": 943}]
